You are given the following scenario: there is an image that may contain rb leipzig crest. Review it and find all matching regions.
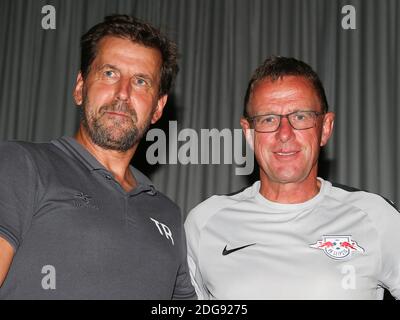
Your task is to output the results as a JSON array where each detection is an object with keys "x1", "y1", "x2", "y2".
[{"x1": 310, "y1": 235, "x2": 364, "y2": 260}]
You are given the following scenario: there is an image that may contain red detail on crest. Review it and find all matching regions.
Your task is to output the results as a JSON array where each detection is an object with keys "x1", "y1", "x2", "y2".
[
  {"x1": 318, "y1": 241, "x2": 334, "y2": 248},
  {"x1": 340, "y1": 241, "x2": 356, "y2": 250}
]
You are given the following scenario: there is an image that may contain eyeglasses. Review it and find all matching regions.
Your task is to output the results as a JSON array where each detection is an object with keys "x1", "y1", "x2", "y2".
[{"x1": 246, "y1": 110, "x2": 325, "y2": 133}]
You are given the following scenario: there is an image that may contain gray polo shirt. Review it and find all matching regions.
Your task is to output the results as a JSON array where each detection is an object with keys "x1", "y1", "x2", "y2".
[{"x1": 0, "y1": 137, "x2": 196, "y2": 299}]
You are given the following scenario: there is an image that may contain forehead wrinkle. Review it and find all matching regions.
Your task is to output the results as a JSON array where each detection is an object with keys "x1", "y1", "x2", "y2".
[
  {"x1": 95, "y1": 36, "x2": 161, "y2": 81},
  {"x1": 249, "y1": 78, "x2": 320, "y2": 115}
]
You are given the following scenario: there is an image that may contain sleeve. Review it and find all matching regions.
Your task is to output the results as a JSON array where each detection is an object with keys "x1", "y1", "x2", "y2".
[
  {"x1": 184, "y1": 210, "x2": 211, "y2": 300},
  {"x1": 172, "y1": 217, "x2": 197, "y2": 300},
  {"x1": 0, "y1": 142, "x2": 38, "y2": 251},
  {"x1": 374, "y1": 198, "x2": 400, "y2": 299}
]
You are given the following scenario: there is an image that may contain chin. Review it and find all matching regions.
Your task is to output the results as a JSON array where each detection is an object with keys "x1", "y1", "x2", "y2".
[{"x1": 269, "y1": 170, "x2": 308, "y2": 184}]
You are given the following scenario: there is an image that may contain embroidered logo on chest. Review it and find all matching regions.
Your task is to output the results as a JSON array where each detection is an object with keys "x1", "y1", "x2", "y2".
[
  {"x1": 150, "y1": 217, "x2": 174, "y2": 245},
  {"x1": 73, "y1": 192, "x2": 99, "y2": 210},
  {"x1": 310, "y1": 235, "x2": 364, "y2": 260}
]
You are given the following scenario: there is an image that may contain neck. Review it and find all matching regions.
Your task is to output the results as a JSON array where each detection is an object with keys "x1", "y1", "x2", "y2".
[
  {"x1": 74, "y1": 126, "x2": 138, "y2": 191},
  {"x1": 259, "y1": 172, "x2": 321, "y2": 204}
]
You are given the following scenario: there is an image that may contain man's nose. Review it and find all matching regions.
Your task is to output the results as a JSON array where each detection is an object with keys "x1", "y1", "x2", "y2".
[
  {"x1": 115, "y1": 78, "x2": 132, "y2": 101},
  {"x1": 275, "y1": 117, "x2": 295, "y2": 142}
]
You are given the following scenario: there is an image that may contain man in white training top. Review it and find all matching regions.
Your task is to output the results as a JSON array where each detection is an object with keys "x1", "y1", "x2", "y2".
[{"x1": 184, "y1": 56, "x2": 400, "y2": 300}]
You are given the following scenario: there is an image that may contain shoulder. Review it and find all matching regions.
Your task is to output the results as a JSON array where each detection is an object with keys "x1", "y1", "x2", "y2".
[
  {"x1": 0, "y1": 141, "x2": 39, "y2": 167},
  {"x1": 185, "y1": 183, "x2": 258, "y2": 232},
  {"x1": 327, "y1": 181, "x2": 400, "y2": 223},
  {"x1": 0, "y1": 140, "x2": 55, "y2": 161},
  {"x1": 0, "y1": 140, "x2": 66, "y2": 195},
  {"x1": 0, "y1": 140, "x2": 33, "y2": 155}
]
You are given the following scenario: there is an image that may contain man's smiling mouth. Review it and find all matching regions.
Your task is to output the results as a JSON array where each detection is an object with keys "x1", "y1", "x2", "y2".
[{"x1": 275, "y1": 151, "x2": 298, "y2": 156}]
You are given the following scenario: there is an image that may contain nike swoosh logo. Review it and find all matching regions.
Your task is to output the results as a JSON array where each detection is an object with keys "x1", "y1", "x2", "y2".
[{"x1": 222, "y1": 243, "x2": 256, "y2": 256}]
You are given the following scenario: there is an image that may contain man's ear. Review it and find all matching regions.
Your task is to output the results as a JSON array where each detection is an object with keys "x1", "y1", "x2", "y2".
[
  {"x1": 73, "y1": 72, "x2": 84, "y2": 106},
  {"x1": 240, "y1": 116, "x2": 255, "y2": 150},
  {"x1": 320, "y1": 112, "x2": 335, "y2": 147},
  {"x1": 151, "y1": 95, "x2": 168, "y2": 124}
]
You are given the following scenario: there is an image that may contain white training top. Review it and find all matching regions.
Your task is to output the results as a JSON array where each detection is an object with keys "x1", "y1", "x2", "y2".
[{"x1": 184, "y1": 178, "x2": 400, "y2": 300}]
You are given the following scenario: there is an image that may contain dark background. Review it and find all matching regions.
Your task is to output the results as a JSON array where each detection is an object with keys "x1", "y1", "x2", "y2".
[{"x1": 0, "y1": 0, "x2": 399, "y2": 215}]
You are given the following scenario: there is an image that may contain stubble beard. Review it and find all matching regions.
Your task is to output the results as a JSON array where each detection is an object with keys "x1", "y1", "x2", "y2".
[{"x1": 80, "y1": 94, "x2": 153, "y2": 152}]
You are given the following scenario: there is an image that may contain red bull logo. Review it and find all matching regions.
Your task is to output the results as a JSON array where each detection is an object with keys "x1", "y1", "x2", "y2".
[{"x1": 310, "y1": 236, "x2": 364, "y2": 260}]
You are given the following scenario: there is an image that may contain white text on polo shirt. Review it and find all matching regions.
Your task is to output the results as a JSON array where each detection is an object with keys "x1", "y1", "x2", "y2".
[{"x1": 150, "y1": 218, "x2": 174, "y2": 245}]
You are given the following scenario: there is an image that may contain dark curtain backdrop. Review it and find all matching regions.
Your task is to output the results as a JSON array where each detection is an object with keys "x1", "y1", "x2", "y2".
[{"x1": 0, "y1": 0, "x2": 399, "y2": 215}]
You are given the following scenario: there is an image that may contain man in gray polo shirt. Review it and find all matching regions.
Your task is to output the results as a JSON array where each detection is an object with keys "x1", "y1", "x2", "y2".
[{"x1": 0, "y1": 15, "x2": 196, "y2": 299}]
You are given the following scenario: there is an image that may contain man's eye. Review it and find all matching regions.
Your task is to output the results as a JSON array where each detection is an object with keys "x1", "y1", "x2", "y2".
[
  {"x1": 261, "y1": 116, "x2": 277, "y2": 124},
  {"x1": 103, "y1": 70, "x2": 116, "y2": 78},
  {"x1": 293, "y1": 113, "x2": 307, "y2": 121},
  {"x1": 135, "y1": 77, "x2": 149, "y2": 86}
]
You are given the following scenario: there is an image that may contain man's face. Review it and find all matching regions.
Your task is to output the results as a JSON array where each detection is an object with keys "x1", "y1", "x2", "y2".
[
  {"x1": 73, "y1": 36, "x2": 167, "y2": 152},
  {"x1": 240, "y1": 76, "x2": 335, "y2": 185}
]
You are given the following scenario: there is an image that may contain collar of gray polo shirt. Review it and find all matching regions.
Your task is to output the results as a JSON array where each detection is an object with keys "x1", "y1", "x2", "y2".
[{"x1": 51, "y1": 136, "x2": 156, "y2": 196}]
